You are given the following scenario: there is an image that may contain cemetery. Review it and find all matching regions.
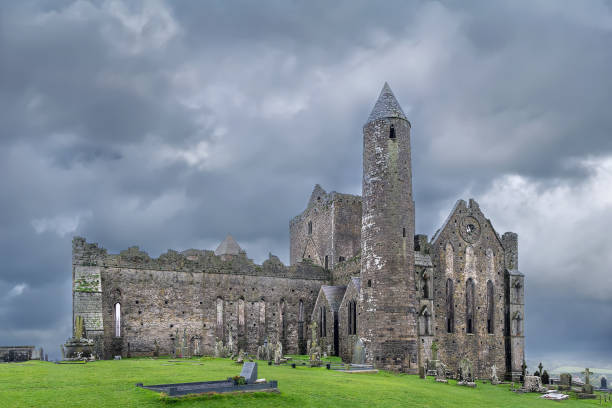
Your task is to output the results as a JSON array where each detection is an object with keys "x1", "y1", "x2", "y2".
[{"x1": 1, "y1": 354, "x2": 611, "y2": 407}]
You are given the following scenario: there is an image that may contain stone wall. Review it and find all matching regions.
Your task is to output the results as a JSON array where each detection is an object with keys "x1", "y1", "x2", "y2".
[
  {"x1": 290, "y1": 185, "x2": 361, "y2": 269},
  {"x1": 430, "y1": 199, "x2": 508, "y2": 378},
  {"x1": 331, "y1": 255, "x2": 361, "y2": 286},
  {"x1": 72, "y1": 237, "x2": 330, "y2": 359}
]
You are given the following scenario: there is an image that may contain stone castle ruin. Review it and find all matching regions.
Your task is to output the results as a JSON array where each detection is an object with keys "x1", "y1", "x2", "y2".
[{"x1": 71, "y1": 83, "x2": 525, "y2": 379}]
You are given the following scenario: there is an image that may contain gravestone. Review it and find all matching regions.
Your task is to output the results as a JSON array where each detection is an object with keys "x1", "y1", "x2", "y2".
[
  {"x1": 352, "y1": 338, "x2": 366, "y2": 365},
  {"x1": 436, "y1": 362, "x2": 448, "y2": 383},
  {"x1": 457, "y1": 358, "x2": 474, "y2": 386},
  {"x1": 559, "y1": 373, "x2": 572, "y2": 390},
  {"x1": 580, "y1": 368, "x2": 595, "y2": 396},
  {"x1": 490, "y1": 364, "x2": 500, "y2": 385},
  {"x1": 240, "y1": 362, "x2": 258, "y2": 384},
  {"x1": 523, "y1": 375, "x2": 546, "y2": 393},
  {"x1": 274, "y1": 341, "x2": 283, "y2": 365},
  {"x1": 601, "y1": 376, "x2": 608, "y2": 390}
]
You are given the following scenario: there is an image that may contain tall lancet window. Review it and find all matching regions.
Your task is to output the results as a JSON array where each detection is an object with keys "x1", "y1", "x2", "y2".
[
  {"x1": 446, "y1": 279, "x2": 454, "y2": 333},
  {"x1": 114, "y1": 303, "x2": 121, "y2": 337},
  {"x1": 487, "y1": 280, "x2": 495, "y2": 334},
  {"x1": 389, "y1": 124, "x2": 396, "y2": 139},
  {"x1": 466, "y1": 278, "x2": 475, "y2": 334}
]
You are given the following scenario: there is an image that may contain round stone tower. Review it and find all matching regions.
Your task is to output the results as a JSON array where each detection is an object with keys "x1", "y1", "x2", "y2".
[{"x1": 359, "y1": 83, "x2": 418, "y2": 372}]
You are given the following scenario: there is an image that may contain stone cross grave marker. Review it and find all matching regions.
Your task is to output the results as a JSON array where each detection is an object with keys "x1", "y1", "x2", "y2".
[{"x1": 582, "y1": 368, "x2": 592, "y2": 385}]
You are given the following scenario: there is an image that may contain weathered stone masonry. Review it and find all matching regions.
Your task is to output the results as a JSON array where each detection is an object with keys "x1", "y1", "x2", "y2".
[
  {"x1": 72, "y1": 237, "x2": 328, "y2": 359},
  {"x1": 72, "y1": 83, "x2": 524, "y2": 379}
]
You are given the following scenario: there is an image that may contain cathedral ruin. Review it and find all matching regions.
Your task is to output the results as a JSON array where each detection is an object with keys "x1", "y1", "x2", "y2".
[{"x1": 71, "y1": 83, "x2": 525, "y2": 379}]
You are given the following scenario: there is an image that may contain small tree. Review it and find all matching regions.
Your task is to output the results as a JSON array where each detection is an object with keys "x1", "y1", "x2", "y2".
[{"x1": 541, "y1": 370, "x2": 550, "y2": 385}]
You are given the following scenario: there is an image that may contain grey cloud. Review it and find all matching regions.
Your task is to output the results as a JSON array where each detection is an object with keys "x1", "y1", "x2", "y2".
[{"x1": 0, "y1": 0, "x2": 610, "y2": 363}]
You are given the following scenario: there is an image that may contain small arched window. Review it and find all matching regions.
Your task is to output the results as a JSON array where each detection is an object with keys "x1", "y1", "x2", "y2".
[
  {"x1": 389, "y1": 124, "x2": 396, "y2": 139},
  {"x1": 114, "y1": 303, "x2": 121, "y2": 337}
]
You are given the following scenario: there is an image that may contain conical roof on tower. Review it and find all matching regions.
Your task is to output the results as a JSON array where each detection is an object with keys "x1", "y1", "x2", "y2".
[
  {"x1": 367, "y1": 82, "x2": 407, "y2": 123},
  {"x1": 214, "y1": 234, "x2": 242, "y2": 256}
]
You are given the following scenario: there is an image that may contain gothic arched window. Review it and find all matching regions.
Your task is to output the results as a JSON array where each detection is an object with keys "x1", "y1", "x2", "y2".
[
  {"x1": 487, "y1": 280, "x2": 495, "y2": 334},
  {"x1": 446, "y1": 279, "x2": 454, "y2": 333},
  {"x1": 348, "y1": 300, "x2": 357, "y2": 335},
  {"x1": 466, "y1": 278, "x2": 475, "y2": 334},
  {"x1": 319, "y1": 306, "x2": 327, "y2": 337}
]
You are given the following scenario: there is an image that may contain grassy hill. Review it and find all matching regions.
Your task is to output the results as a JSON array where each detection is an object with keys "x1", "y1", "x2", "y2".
[{"x1": 0, "y1": 357, "x2": 609, "y2": 407}]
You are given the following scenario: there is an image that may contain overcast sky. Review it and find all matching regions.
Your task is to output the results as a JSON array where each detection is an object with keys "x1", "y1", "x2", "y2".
[{"x1": 1, "y1": 0, "x2": 611, "y2": 367}]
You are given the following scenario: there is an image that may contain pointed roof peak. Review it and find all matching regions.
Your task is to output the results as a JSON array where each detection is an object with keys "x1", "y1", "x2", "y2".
[
  {"x1": 215, "y1": 234, "x2": 243, "y2": 256},
  {"x1": 367, "y1": 82, "x2": 407, "y2": 123}
]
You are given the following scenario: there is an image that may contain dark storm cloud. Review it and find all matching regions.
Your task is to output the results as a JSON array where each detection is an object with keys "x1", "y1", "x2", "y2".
[{"x1": 0, "y1": 0, "x2": 610, "y2": 364}]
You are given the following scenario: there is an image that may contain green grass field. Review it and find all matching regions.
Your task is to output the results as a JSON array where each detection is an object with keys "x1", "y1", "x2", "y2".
[{"x1": 0, "y1": 357, "x2": 608, "y2": 407}]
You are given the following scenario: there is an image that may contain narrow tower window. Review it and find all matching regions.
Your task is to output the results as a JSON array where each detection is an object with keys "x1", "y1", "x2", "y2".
[
  {"x1": 114, "y1": 303, "x2": 121, "y2": 337},
  {"x1": 308, "y1": 221, "x2": 312, "y2": 235},
  {"x1": 389, "y1": 124, "x2": 396, "y2": 139},
  {"x1": 402, "y1": 227, "x2": 406, "y2": 238},
  {"x1": 325, "y1": 255, "x2": 329, "y2": 269}
]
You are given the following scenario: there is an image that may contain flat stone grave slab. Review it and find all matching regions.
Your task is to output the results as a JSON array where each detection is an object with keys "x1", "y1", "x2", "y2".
[{"x1": 137, "y1": 379, "x2": 278, "y2": 397}]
